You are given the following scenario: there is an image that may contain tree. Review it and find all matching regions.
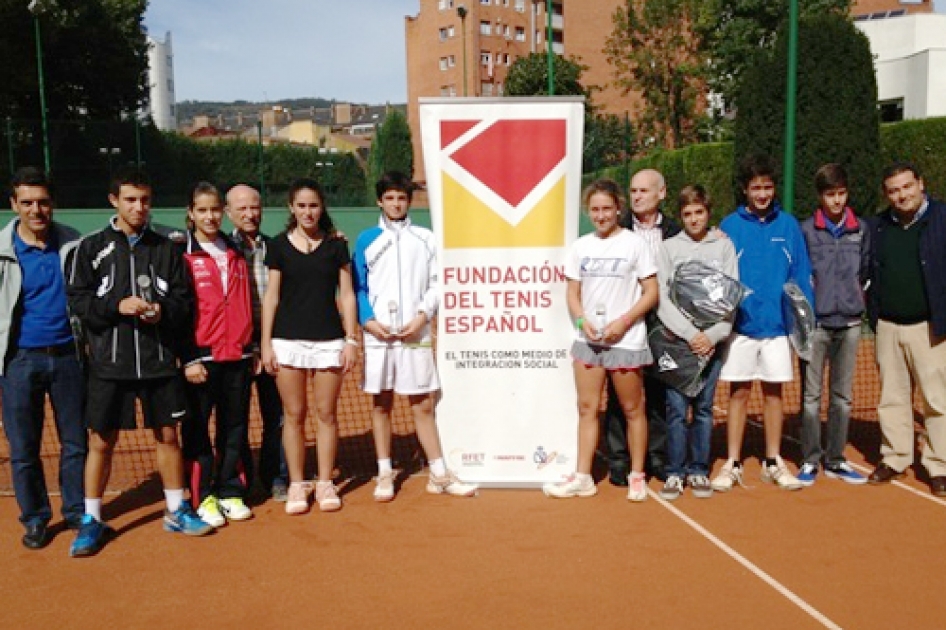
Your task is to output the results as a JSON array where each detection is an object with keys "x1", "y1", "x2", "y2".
[
  {"x1": 504, "y1": 53, "x2": 629, "y2": 172},
  {"x1": 0, "y1": 0, "x2": 149, "y2": 121},
  {"x1": 366, "y1": 108, "x2": 413, "y2": 202},
  {"x1": 504, "y1": 52, "x2": 590, "y2": 99},
  {"x1": 697, "y1": 0, "x2": 851, "y2": 114},
  {"x1": 605, "y1": 0, "x2": 706, "y2": 150},
  {"x1": 733, "y1": 12, "x2": 880, "y2": 216}
]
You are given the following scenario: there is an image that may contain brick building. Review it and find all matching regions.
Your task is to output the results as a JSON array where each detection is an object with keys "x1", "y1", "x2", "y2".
[{"x1": 405, "y1": 0, "x2": 934, "y2": 182}]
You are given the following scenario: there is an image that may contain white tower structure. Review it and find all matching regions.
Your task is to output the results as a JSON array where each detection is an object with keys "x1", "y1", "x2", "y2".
[{"x1": 146, "y1": 31, "x2": 177, "y2": 130}]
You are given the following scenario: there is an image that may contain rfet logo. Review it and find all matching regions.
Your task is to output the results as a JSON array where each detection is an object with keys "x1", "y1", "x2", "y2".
[{"x1": 438, "y1": 119, "x2": 567, "y2": 249}]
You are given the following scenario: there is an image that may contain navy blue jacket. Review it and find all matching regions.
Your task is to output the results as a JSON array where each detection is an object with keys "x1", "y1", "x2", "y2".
[
  {"x1": 866, "y1": 197, "x2": 946, "y2": 337},
  {"x1": 800, "y1": 208, "x2": 870, "y2": 329}
]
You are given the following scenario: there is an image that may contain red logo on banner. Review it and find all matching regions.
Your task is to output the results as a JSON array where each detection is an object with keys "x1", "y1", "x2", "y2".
[{"x1": 445, "y1": 119, "x2": 566, "y2": 207}]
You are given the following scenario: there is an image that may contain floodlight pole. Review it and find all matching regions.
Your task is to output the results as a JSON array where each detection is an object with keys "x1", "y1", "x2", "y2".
[
  {"x1": 457, "y1": 6, "x2": 468, "y2": 96},
  {"x1": 546, "y1": 0, "x2": 554, "y2": 95},
  {"x1": 783, "y1": 0, "x2": 799, "y2": 214},
  {"x1": 29, "y1": 0, "x2": 51, "y2": 174}
]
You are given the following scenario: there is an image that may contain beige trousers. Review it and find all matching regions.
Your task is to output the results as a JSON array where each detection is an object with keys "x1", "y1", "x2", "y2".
[{"x1": 876, "y1": 320, "x2": 946, "y2": 476}]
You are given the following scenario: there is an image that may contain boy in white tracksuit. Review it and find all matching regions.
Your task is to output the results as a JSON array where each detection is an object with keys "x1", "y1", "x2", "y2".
[{"x1": 351, "y1": 171, "x2": 477, "y2": 502}]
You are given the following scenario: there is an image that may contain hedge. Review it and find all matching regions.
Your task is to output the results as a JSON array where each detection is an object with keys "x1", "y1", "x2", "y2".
[{"x1": 594, "y1": 117, "x2": 946, "y2": 219}]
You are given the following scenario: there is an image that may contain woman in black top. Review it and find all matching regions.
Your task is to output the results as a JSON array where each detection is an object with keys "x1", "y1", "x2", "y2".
[{"x1": 260, "y1": 178, "x2": 357, "y2": 515}]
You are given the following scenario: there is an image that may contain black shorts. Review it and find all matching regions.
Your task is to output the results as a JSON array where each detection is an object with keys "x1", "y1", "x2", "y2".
[{"x1": 86, "y1": 373, "x2": 188, "y2": 433}]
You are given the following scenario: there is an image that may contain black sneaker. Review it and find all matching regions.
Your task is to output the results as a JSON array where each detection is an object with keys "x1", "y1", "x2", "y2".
[{"x1": 658, "y1": 475, "x2": 684, "y2": 501}]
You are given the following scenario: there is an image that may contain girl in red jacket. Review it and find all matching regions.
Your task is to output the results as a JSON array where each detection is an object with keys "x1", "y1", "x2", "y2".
[{"x1": 180, "y1": 182, "x2": 255, "y2": 527}]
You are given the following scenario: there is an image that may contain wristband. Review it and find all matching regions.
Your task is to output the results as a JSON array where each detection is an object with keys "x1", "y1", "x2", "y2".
[
  {"x1": 345, "y1": 337, "x2": 359, "y2": 346},
  {"x1": 576, "y1": 317, "x2": 584, "y2": 331}
]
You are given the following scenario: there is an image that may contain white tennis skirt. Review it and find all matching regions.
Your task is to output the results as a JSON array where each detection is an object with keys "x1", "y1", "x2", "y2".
[{"x1": 272, "y1": 338, "x2": 344, "y2": 370}]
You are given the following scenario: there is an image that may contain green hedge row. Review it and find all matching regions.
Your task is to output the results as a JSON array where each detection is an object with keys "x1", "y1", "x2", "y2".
[{"x1": 594, "y1": 117, "x2": 946, "y2": 219}]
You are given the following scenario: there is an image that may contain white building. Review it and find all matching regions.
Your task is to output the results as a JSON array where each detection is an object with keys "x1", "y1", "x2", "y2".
[
  {"x1": 145, "y1": 32, "x2": 177, "y2": 131},
  {"x1": 855, "y1": 13, "x2": 946, "y2": 121}
]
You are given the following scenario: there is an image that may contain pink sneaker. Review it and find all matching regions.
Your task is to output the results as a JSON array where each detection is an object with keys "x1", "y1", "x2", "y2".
[
  {"x1": 285, "y1": 482, "x2": 312, "y2": 515},
  {"x1": 315, "y1": 481, "x2": 342, "y2": 512}
]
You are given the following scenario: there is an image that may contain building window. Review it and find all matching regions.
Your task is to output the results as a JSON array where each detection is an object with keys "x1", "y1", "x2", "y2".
[
  {"x1": 441, "y1": 85, "x2": 458, "y2": 97},
  {"x1": 480, "y1": 0, "x2": 490, "y2": 4},
  {"x1": 439, "y1": 26, "x2": 455, "y2": 41},
  {"x1": 481, "y1": 82, "x2": 494, "y2": 97},
  {"x1": 515, "y1": 0, "x2": 525, "y2": 11},
  {"x1": 879, "y1": 98, "x2": 904, "y2": 123},
  {"x1": 481, "y1": 52, "x2": 491, "y2": 66},
  {"x1": 448, "y1": 55, "x2": 456, "y2": 67},
  {"x1": 439, "y1": 27, "x2": 448, "y2": 41},
  {"x1": 440, "y1": 57, "x2": 449, "y2": 71},
  {"x1": 480, "y1": 21, "x2": 491, "y2": 35},
  {"x1": 448, "y1": 25, "x2": 455, "y2": 37},
  {"x1": 438, "y1": 0, "x2": 454, "y2": 8},
  {"x1": 515, "y1": 26, "x2": 525, "y2": 41},
  {"x1": 167, "y1": 79, "x2": 173, "y2": 92}
]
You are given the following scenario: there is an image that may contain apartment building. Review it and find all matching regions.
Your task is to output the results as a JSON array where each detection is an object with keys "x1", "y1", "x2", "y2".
[
  {"x1": 405, "y1": 0, "x2": 935, "y2": 182},
  {"x1": 405, "y1": 0, "x2": 564, "y2": 181}
]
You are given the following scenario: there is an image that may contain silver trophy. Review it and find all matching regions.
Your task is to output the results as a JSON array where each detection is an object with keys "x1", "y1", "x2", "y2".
[
  {"x1": 137, "y1": 274, "x2": 156, "y2": 319},
  {"x1": 388, "y1": 301, "x2": 399, "y2": 335},
  {"x1": 594, "y1": 303, "x2": 607, "y2": 341}
]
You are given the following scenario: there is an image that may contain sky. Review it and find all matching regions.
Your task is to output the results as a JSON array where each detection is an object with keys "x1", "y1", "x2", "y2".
[
  {"x1": 146, "y1": 0, "x2": 946, "y2": 105},
  {"x1": 144, "y1": 0, "x2": 419, "y2": 105}
]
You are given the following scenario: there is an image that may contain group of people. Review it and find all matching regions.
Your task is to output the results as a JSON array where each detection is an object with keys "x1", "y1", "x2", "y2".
[
  {"x1": 543, "y1": 156, "x2": 946, "y2": 506},
  {"x1": 1, "y1": 166, "x2": 475, "y2": 558},
  {"x1": 3, "y1": 154, "x2": 945, "y2": 557}
]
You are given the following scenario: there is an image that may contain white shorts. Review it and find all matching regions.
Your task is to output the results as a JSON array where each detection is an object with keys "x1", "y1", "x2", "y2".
[
  {"x1": 272, "y1": 338, "x2": 344, "y2": 369},
  {"x1": 719, "y1": 334, "x2": 794, "y2": 383},
  {"x1": 363, "y1": 345, "x2": 440, "y2": 395}
]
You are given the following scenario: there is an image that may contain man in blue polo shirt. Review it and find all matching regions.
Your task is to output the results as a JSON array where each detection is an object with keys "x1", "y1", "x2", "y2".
[{"x1": 0, "y1": 167, "x2": 86, "y2": 550}]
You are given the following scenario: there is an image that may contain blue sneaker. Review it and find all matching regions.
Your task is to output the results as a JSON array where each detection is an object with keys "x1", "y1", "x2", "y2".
[
  {"x1": 69, "y1": 515, "x2": 113, "y2": 558},
  {"x1": 825, "y1": 462, "x2": 867, "y2": 485},
  {"x1": 164, "y1": 502, "x2": 214, "y2": 536},
  {"x1": 797, "y1": 462, "x2": 818, "y2": 487}
]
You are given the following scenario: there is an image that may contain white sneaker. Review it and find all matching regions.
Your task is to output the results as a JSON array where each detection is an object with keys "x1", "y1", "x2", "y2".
[
  {"x1": 543, "y1": 473, "x2": 596, "y2": 498},
  {"x1": 285, "y1": 482, "x2": 313, "y2": 515},
  {"x1": 197, "y1": 495, "x2": 226, "y2": 528},
  {"x1": 315, "y1": 481, "x2": 342, "y2": 512},
  {"x1": 711, "y1": 459, "x2": 746, "y2": 492},
  {"x1": 218, "y1": 497, "x2": 253, "y2": 521},
  {"x1": 427, "y1": 470, "x2": 479, "y2": 497},
  {"x1": 627, "y1": 472, "x2": 648, "y2": 502},
  {"x1": 374, "y1": 471, "x2": 396, "y2": 503},
  {"x1": 761, "y1": 456, "x2": 803, "y2": 491}
]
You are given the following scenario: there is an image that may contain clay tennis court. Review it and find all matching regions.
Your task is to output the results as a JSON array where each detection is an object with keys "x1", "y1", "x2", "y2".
[{"x1": 3, "y1": 338, "x2": 946, "y2": 629}]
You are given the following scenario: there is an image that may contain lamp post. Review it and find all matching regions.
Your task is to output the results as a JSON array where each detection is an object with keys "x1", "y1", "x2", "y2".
[
  {"x1": 546, "y1": 0, "x2": 554, "y2": 96},
  {"x1": 457, "y1": 5, "x2": 468, "y2": 96},
  {"x1": 28, "y1": 0, "x2": 51, "y2": 174},
  {"x1": 783, "y1": 0, "x2": 799, "y2": 214}
]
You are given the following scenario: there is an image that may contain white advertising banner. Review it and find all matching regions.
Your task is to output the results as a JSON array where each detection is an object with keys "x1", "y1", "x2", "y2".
[{"x1": 419, "y1": 97, "x2": 584, "y2": 486}]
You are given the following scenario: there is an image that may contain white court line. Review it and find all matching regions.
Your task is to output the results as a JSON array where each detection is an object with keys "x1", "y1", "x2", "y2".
[
  {"x1": 847, "y1": 461, "x2": 946, "y2": 507},
  {"x1": 649, "y1": 489, "x2": 842, "y2": 630},
  {"x1": 746, "y1": 418, "x2": 946, "y2": 508}
]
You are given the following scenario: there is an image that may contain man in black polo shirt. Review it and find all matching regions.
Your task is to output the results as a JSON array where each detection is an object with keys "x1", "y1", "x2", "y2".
[
  {"x1": 866, "y1": 162, "x2": 946, "y2": 496},
  {"x1": 0, "y1": 167, "x2": 86, "y2": 549}
]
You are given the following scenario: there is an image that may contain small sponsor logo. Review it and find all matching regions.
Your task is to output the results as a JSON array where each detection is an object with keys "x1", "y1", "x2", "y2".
[
  {"x1": 533, "y1": 446, "x2": 560, "y2": 469},
  {"x1": 460, "y1": 452, "x2": 486, "y2": 467},
  {"x1": 493, "y1": 454, "x2": 526, "y2": 462}
]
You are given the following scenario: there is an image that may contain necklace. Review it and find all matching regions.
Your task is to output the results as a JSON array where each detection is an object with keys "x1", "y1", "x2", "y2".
[{"x1": 293, "y1": 228, "x2": 322, "y2": 253}]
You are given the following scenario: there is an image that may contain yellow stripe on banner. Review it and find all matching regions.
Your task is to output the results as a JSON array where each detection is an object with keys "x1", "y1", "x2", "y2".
[{"x1": 442, "y1": 172, "x2": 565, "y2": 249}]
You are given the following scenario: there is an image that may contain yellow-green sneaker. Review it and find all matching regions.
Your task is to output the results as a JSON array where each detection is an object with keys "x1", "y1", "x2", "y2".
[{"x1": 197, "y1": 495, "x2": 226, "y2": 528}]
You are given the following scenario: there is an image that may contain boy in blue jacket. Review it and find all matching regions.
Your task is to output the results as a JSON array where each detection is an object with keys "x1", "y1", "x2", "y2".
[{"x1": 711, "y1": 155, "x2": 814, "y2": 492}]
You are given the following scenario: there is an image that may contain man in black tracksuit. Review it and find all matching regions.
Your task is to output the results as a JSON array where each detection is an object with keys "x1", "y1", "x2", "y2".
[{"x1": 66, "y1": 168, "x2": 212, "y2": 557}]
